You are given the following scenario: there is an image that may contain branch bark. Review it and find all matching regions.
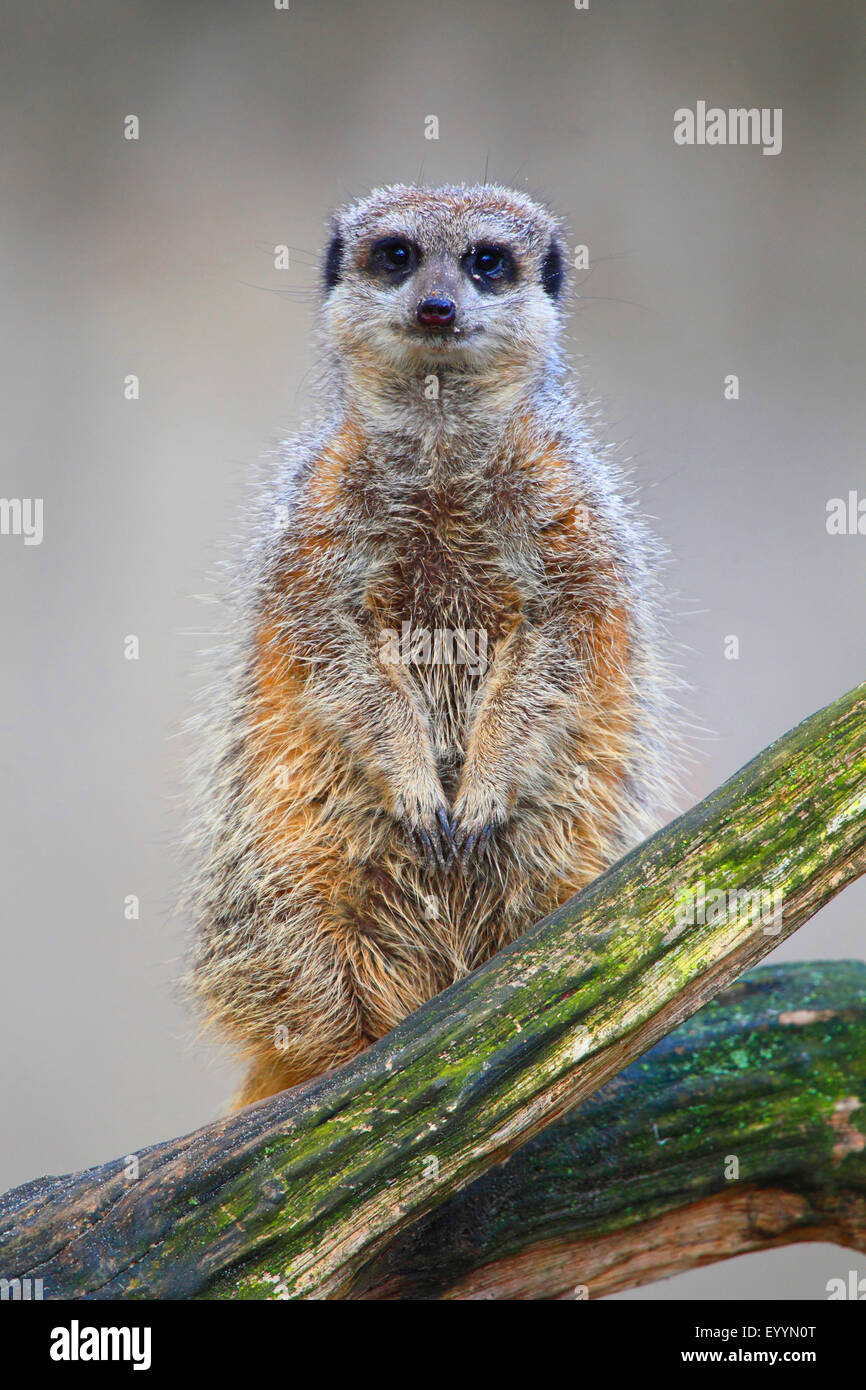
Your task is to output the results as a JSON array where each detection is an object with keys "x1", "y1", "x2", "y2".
[
  {"x1": 1, "y1": 684, "x2": 865, "y2": 1300},
  {"x1": 352, "y1": 961, "x2": 866, "y2": 1298}
]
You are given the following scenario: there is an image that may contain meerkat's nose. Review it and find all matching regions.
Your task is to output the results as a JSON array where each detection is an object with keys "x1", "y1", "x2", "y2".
[{"x1": 417, "y1": 295, "x2": 456, "y2": 328}]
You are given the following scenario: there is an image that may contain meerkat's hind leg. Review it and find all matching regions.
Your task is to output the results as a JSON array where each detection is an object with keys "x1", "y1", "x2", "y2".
[{"x1": 231, "y1": 1051, "x2": 321, "y2": 1111}]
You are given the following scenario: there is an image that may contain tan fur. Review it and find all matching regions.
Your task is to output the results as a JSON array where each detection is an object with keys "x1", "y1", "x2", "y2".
[{"x1": 186, "y1": 185, "x2": 677, "y2": 1108}]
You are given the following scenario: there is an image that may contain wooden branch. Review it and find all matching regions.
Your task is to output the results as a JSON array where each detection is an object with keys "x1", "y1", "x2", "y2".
[
  {"x1": 1, "y1": 684, "x2": 864, "y2": 1299},
  {"x1": 352, "y1": 961, "x2": 866, "y2": 1298}
]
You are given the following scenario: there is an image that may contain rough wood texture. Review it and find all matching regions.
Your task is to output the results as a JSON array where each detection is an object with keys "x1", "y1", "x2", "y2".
[
  {"x1": 1, "y1": 684, "x2": 864, "y2": 1299},
  {"x1": 352, "y1": 961, "x2": 866, "y2": 1298}
]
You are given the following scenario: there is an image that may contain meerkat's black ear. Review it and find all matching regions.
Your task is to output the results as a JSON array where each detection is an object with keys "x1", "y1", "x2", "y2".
[
  {"x1": 540, "y1": 239, "x2": 564, "y2": 299},
  {"x1": 323, "y1": 230, "x2": 344, "y2": 291}
]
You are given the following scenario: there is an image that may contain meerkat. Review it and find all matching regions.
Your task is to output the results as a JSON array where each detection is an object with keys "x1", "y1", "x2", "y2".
[{"x1": 187, "y1": 183, "x2": 675, "y2": 1109}]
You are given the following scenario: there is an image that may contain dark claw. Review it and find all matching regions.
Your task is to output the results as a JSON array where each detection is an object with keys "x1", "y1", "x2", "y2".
[
  {"x1": 401, "y1": 808, "x2": 453, "y2": 870},
  {"x1": 400, "y1": 814, "x2": 418, "y2": 854},
  {"x1": 461, "y1": 831, "x2": 478, "y2": 865},
  {"x1": 437, "y1": 805, "x2": 457, "y2": 854},
  {"x1": 437, "y1": 807, "x2": 458, "y2": 866},
  {"x1": 417, "y1": 824, "x2": 447, "y2": 871},
  {"x1": 456, "y1": 822, "x2": 497, "y2": 866},
  {"x1": 431, "y1": 825, "x2": 447, "y2": 870}
]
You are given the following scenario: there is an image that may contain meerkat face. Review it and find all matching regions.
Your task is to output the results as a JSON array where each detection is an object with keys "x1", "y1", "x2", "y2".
[{"x1": 321, "y1": 184, "x2": 568, "y2": 378}]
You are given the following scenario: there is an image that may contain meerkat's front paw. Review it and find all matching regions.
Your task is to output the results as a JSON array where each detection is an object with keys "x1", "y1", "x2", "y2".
[
  {"x1": 451, "y1": 774, "x2": 512, "y2": 866},
  {"x1": 394, "y1": 790, "x2": 456, "y2": 871}
]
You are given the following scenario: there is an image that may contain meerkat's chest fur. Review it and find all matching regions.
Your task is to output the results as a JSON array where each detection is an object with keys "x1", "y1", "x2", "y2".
[
  {"x1": 305, "y1": 428, "x2": 563, "y2": 772},
  {"x1": 371, "y1": 480, "x2": 526, "y2": 621},
  {"x1": 344, "y1": 427, "x2": 551, "y2": 616}
]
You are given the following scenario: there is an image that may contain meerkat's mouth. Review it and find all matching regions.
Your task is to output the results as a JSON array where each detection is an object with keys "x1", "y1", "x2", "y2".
[{"x1": 399, "y1": 323, "x2": 482, "y2": 347}]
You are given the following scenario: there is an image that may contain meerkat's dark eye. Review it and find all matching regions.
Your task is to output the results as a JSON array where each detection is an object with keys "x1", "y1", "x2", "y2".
[
  {"x1": 463, "y1": 242, "x2": 516, "y2": 291},
  {"x1": 367, "y1": 235, "x2": 419, "y2": 282}
]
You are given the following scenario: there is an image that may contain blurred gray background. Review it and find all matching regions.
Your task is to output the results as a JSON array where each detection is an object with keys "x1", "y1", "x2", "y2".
[{"x1": 2, "y1": 0, "x2": 864, "y2": 1299}]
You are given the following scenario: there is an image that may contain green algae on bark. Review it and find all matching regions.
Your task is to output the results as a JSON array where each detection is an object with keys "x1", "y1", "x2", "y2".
[{"x1": 350, "y1": 960, "x2": 866, "y2": 1298}]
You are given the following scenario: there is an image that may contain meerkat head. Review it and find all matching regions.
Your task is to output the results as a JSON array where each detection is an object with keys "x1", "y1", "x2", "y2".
[{"x1": 320, "y1": 184, "x2": 568, "y2": 391}]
